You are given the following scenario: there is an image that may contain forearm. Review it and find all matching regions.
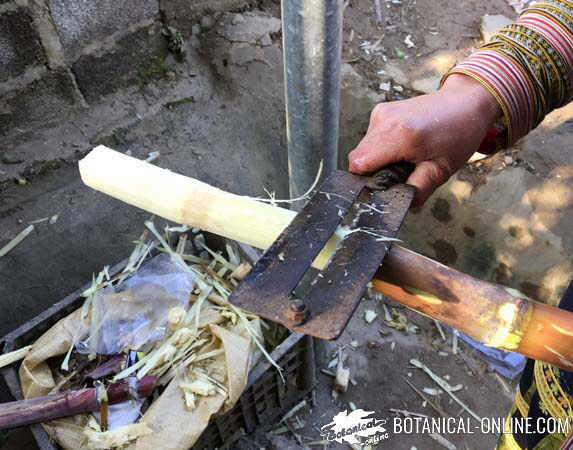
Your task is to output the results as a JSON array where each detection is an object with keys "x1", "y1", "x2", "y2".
[
  {"x1": 443, "y1": 0, "x2": 573, "y2": 149},
  {"x1": 441, "y1": 74, "x2": 502, "y2": 127},
  {"x1": 349, "y1": 1, "x2": 573, "y2": 205}
]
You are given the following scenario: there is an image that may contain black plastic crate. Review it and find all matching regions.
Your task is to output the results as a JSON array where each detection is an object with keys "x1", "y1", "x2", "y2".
[{"x1": 0, "y1": 242, "x2": 315, "y2": 449}]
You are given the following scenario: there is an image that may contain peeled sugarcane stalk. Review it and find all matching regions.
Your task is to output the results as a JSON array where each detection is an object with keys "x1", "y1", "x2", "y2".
[
  {"x1": 0, "y1": 376, "x2": 156, "y2": 430},
  {"x1": 80, "y1": 145, "x2": 573, "y2": 370}
]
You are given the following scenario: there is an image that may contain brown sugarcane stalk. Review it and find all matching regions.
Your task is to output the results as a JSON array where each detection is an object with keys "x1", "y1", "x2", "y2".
[
  {"x1": 0, "y1": 376, "x2": 155, "y2": 430},
  {"x1": 85, "y1": 354, "x2": 125, "y2": 381},
  {"x1": 375, "y1": 247, "x2": 573, "y2": 367},
  {"x1": 79, "y1": 146, "x2": 573, "y2": 371}
]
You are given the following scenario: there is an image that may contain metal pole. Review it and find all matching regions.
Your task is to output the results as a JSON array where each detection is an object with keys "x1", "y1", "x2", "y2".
[{"x1": 282, "y1": 0, "x2": 343, "y2": 207}]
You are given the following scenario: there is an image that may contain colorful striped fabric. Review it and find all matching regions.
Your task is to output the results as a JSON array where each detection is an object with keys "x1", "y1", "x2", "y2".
[
  {"x1": 443, "y1": 3, "x2": 573, "y2": 448},
  {"x1": 443, "y1": 0, "x2": 573, "y2": 150}
]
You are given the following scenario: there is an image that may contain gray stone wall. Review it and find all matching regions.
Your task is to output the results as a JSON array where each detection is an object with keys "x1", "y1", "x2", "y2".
[{"x1": 0, "y1": 0, "x2": 251, "y2": 137}]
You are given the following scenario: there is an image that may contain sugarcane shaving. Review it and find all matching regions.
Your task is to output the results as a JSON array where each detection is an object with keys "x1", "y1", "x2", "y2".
[{"x1": 17, "y1": 221, "x2": 284, "y2": 448}]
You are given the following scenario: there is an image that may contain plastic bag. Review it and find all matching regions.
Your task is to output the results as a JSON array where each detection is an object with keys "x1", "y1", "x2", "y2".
[
  {"x1": 77, "y1": 254, "x2": 196, "y2": 355},
  {"x1": 459, "y1": 332, "x2": 526, "y2": 379},
  {"x1": 19, "y1": 308, "x2": 259, "y2": 450},
  {"x1": 94, "y1": 399, "x2": 145, "y2": 430}
]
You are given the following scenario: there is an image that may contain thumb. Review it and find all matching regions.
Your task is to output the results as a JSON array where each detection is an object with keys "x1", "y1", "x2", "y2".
[
  {"x1": 406, "y1": 160, "x2": 450, "y2": 206},
  {"x1": 348, "y1": 130, "x2": 405, "y2": 174}
]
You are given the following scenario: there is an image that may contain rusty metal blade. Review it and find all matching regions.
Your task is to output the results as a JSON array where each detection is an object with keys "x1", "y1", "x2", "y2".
[
  {"x1": 228, "y1": 170, "x2": 366, "y2": 323},
  {"x1": 293, "y1": 184, "x2": 415, "y2": 339}
]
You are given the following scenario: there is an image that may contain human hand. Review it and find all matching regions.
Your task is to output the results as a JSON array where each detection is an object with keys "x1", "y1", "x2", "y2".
[{"x1": 348, "y1": 74, "x2": 501, "y2": 205}]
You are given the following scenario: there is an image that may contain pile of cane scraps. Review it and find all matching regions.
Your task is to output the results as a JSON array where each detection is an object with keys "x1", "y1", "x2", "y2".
[
  {"x1": 18, "y1": 222, "x2": 275, "y2": 450},
  {"x1": 84, "y1": 419, "x2": 152, "y2": 449}
]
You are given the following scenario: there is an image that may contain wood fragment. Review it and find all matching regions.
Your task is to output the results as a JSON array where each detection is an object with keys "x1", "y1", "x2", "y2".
[
  {"x1": 0, "y1": 225, "x2": 34, "y2": 259},
  {"x1": 230, "y1": 262, "x2": 252, "y2": 280},
  {"x1": 334, "y1": 357, "x2": 350, "y2": 393},
  {"x1": 405, "y1": 379, "x2": 448, "y2": 418},
  {"x1": 389, "y1": 408, "x2": 429, "y2": 418},
  {"x1": 180, "y1": 379, "x2": 217, "y2": 396},
  {"x1": 305, "y1": 440, "x2": 330, "y2": 446},
  {"x1": 493, "y1": 372, "x2": 512, "y2": 396},
  {"x1": 423, "y1": 387, "x2": 441, "y2": 396},
  {"x1": 99, "y1": 399, "x2": 108, "y2": 432},
  {"x1": 204, "y1": 266, "x2": 234, "y2": 291},
  {"x1": 269, "y1": 425, "x2": 289, "y2": 435},
  {"x1": 176, "y1": 233, "x2": 188, "y2": 254},
  {"x1": 0, "y1": 345, "x2": 32, "y2": 369},
  {"x1": 145, "y1": 151, "x2": 160, "y2": 163},
  {"x1": 374, "y1": 0, "x2": 383, "y2": 23},
  {"x1": 364, "y1": 309, "x2": 378, "y2": 324},
  {"x1": 167, "y1": 306, "x2": 187, "y2": 330},
  {"x1": 410, "y1": 359, "x2": 481, "y2": 422},
  {"x1": 50, "y1": 367, "x2": 82, "y2": 394},
  {"x1": 84, "y1": 422, "x2": 152, "y2": 449},
  {"x1": 429, "y1": 432, "x2": 457, "y2": 450},
  {"x1": 434, "y1": 320, "x2": 447, "y2": 341},
  {"x1": 279, "y1": 400, "x2": 307, "y2": 423},
  {"x1": 84, "y1": 355, "x2": 124, "y2": 382},
  {"x1": 285, "y1": 420, "x2": 304, "y2": 446},
  {"x1": 29, "y1": 217, "x2": 49, "y2": 224}
]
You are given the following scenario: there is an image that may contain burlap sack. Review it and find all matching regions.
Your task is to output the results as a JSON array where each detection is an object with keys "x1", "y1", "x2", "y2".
[{"x1": 19, "y1": 307, "x2": 259, "y2": 449}]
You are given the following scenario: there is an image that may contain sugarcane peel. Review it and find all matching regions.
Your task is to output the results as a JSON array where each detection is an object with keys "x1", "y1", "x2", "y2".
[
  {"x1": 168, "y1": 307, "x2": 187, "y2": 330},
  {"x1": 410, "y1": 358, "x2": 481, "y2": 422},
  {"x1": 0, "y1": 224, "x2": 34, "y2": 259},
  {"x1": 172, "y1": 327, "x2": 194, "y2": 346},
  {"x1": 181, "y1": 379, "x2": 217, "y2": 396},
  {"x1": 84, "y1": 422, "x2": 152, "y2": 449},
  {"x1": 0, "y1": 345, "x2": 32, "y2": 369},
  {"x1": 334, "y1": 359, "x2": 350, "y2": 393},
  {"x1": 230, "y1": 262, "x2": 252, "y2": 280}
]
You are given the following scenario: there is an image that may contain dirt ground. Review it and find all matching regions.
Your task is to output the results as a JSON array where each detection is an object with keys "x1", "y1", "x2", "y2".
[
  {"x1": 238, "y1": 301, "x2": 518, "y2": 450},
  {"x1": 0, "y1": 0, "x2": 556, "y2": 449}
]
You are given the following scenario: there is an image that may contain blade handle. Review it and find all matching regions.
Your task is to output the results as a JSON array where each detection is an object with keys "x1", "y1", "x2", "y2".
[{"x1": 365, "y1": 161, "x2": 416, "y2": 190}]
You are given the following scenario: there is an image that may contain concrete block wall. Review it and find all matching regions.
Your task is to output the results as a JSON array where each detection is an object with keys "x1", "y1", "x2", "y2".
[{"x1": 0, "y1": 0, "x2": 252, "y2": 137}]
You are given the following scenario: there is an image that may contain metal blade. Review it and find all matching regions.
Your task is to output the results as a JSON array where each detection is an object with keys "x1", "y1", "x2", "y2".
[
  {"x1": 294, "y1": 183, "x2": 415, "y2": 339},
  {"x1": 228, "y1": 170, "x2": 366, "y2": 324}
]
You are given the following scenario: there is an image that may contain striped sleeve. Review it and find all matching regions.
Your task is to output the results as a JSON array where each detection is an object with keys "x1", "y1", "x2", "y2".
[{"x1": 442, "y1": 0, "x2": 573, "y2": 150}]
